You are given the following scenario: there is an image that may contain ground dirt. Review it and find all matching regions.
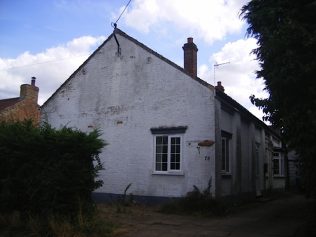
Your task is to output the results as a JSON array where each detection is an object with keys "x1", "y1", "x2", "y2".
[{"x1": 99, "y1": 193, "x2": 316, "y2": 237}]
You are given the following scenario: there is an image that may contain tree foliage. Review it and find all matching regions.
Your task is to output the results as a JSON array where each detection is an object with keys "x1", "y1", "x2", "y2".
[
  {"x1": 241, "y1": 0, "x2": 316, "y2": 195},
  {"x1": 0, "y1": 121, "x2": 105, "y2": 218}
]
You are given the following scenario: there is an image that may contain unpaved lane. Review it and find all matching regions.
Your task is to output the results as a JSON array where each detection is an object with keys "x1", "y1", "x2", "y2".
[{"x1": 107, "y1": 194, "x2": 315, "y2": 237}]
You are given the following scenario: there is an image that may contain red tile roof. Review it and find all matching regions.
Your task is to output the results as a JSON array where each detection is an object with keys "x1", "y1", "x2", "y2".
[{"x1": 0, "y1": 97, "x2": 20, "y2": 112}]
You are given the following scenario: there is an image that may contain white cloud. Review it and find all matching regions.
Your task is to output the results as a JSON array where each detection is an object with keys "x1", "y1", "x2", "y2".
[
  {"x1": 0, "y1": 36, "x2": 105, "y2": 105},
  {"x1": 118, "y1": 0, "x2": 247, "y2": 44},
  {"x1": 200, "y1": 37, "x2": 268, "y2": 121}
]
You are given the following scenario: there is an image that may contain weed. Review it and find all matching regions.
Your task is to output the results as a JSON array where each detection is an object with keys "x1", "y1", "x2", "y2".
[
  {"x1": 116, "y1": 183, "x2": 134, "y2": 213},
  {"x1": 160, "y1": 179, "x2": 227, "y2": 217}
]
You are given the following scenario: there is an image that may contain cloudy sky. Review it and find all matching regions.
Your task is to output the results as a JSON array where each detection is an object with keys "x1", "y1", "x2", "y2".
[{"x1": 0, "y1": 0, "x2": 268, "y2": 120}]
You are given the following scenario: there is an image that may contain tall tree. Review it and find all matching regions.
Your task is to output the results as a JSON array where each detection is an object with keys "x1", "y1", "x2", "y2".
[{"x1": 241, "y1": 0, "x2": 316, "y2": 196}]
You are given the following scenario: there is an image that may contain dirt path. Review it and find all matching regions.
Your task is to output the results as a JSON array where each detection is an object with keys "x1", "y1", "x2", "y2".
[{"x1": 101, "y1": 194, "x2": 315, "y2": 237}]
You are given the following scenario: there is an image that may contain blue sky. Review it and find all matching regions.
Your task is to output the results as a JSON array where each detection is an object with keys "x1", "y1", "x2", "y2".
[{"x1": 0, "y1": 0, "x2": 267, "y2": 119}]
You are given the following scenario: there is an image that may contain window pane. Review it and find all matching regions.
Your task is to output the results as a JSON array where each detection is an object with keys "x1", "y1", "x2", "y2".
[
  {"x1": 221, "y1": 138, "x2": 226, "y2": 170},
  {"x1": 156, "y1": 154, "x2": 162, "y2": 162},
  {"x1": 225, "y1": 139, "x2": 229, "y2": 172},
  {"x1": 156, "y1": 145, "x2": 162, "y2": 153},
  {"x1": 170, "y1": 153, "x2": 175, "y2": 162},
  {"x1": 156, "y1": 163, "x2": 161, "y2": 171},
  {"x1": 156, "y1": 136, "x2": 163, "y2": 145},
  {"x1": 171, "y1": 137, "x2": 180, "y2": 144},
  {"x1": 162, "y1": 153, "x2": 167, "y2": 163},
  {"x1": 162, "y1": 162, "x2": 167, "y2": 171},
  {"x1": 171, "y1": 144, "x2": 175, "y2": 153},
  {"x1": 163, "y1": 144, "x2": 168, "y2": 153},
  {"x1": 177, "y1": 154, "x2": 180, "y2": 162},
  {"x1": 176, "y1": 145, "x2": 180, "y2": 153},
  {"x1": 221, "y1": 137, "x2": 230, "y2": 172},
  {"x1": 170, "y1": 162, "x2": 180, "y2": 170}
]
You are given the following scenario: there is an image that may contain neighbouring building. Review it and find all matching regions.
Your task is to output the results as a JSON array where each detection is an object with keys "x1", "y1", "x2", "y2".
[
  {"x1": 214, "y1": 85, "x2": 285, "y2": 197},
  {"x1": 0, "y1": 77, "x2": 40, "y2": 124},
  {"x1": 41, "y1": 28, "x2": 285, "y2": 200}
]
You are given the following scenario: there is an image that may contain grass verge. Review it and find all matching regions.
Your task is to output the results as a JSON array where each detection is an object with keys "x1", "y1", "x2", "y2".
[{"x1": 0, "y1": 210, "x2": 114, "y2": 237}]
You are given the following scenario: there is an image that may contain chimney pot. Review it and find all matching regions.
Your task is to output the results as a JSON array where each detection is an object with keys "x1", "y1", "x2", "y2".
[
  {"x1": 31, "y1": 77, "x2": 36, "y2": 86},
  {"x1": 215, "y1": 81, "x2": 225, "y2": 92},
  {"x1": 187, "y1": 37, "x2": 193, "y2": 43}
]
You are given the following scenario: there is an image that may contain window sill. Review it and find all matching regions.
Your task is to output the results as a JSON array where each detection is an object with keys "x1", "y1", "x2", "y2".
[
  {"x1": 221, "y1": 172, "x2": 232, "y2": 178},
  {"x1": 152, "y1": 171, "x2": 184, "y2": 176}
]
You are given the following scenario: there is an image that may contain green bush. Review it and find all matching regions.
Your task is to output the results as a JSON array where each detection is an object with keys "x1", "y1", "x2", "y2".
[{"x1": 0, "y1": 121, "x2": 105, "y2": 218}]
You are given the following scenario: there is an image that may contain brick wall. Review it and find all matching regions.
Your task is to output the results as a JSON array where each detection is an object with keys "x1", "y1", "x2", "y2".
[{"x1": 0, "y1": 82, "x2": 40, "y2": 124}]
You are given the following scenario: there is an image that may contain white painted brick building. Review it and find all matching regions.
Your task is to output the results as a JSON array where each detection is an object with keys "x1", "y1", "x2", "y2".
[{"x1": 41, "y1": 29, "x2": 285, "y2": 200}]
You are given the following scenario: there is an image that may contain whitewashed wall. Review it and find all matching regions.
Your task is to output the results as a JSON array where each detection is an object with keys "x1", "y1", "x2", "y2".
[
  {"x1": 41, "y1": 33, "x2": 216, "y2": 198},
  {"x1": 215, "y1": 97, "x2": 267, "y2": 198}
]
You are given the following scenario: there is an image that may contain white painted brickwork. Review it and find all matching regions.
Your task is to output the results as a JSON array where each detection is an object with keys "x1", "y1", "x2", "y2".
[{"x1": 41, "y1": 33, "x2": 216, "y2": 198}]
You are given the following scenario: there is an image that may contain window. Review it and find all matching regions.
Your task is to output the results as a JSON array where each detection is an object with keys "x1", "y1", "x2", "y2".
[
  {"x1": 150, "y1": 126, "x2": 187, "y2": 174},
  {"x1": 221, "y1": 131, "x2": 232, "y2": 173},
  {"x1": 155, "y1": 135, "x2": 181, "y2": 172},
  {"x1": 273, "y1": 152, "x2": 284, "y2": 176}
]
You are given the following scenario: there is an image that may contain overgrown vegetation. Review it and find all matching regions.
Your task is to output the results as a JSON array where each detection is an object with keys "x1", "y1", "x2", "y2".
[
  {"x1": 0, "y1": 210, "x2": 114, "y2": 237},
  {"x1": 160, "y1": 180, "x2": 227, "y2": 217},
  {"x1": 0, "y1": 121, "x2": 111, "y2": 236}
]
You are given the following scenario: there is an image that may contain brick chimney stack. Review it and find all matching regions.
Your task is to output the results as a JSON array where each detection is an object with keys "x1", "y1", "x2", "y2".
[
  {"x1": 183, "y1": 37, "x2": 198, "y2": 78},
  {"x1": 20, "y1": 77, "x2": 39, "y2": 103}
]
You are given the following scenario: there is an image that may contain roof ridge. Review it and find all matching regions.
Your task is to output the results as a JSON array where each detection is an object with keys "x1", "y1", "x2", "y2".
[
  {"x1": 0, "y1": 97, "x2": 20, "y2": 102},
  {"x1": 41, "y1": 31, "x2": 115, "y2": 107},
  {"x1": 215, "y1": 90, "x2": 278, "y2": 137},
  {"x1": 41, "y1": 28, "x2": 214, "y2": 108}
]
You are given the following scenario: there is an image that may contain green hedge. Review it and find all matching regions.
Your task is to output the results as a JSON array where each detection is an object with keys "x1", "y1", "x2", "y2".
[{"x1": 0, "y1": 121, "x2": 105, "y2": 218}]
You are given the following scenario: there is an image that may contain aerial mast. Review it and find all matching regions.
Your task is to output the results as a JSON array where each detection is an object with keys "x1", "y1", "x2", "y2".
[{"x1": 213, "y1": 61, "x2": 230, "y2": 85}]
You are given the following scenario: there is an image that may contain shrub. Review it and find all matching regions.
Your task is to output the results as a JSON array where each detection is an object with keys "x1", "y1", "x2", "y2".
[{"x1": 0, "y1": 121, "x2": 105, "y2": 219}]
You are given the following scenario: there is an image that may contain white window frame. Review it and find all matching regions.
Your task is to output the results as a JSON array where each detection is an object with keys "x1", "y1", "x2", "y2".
[
  {"x1": 153, "y1": 134, "x2": 183, "y2": 175},
  {"x1": 273, "y1": 152, "x2": 284, "y2": 176}
]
